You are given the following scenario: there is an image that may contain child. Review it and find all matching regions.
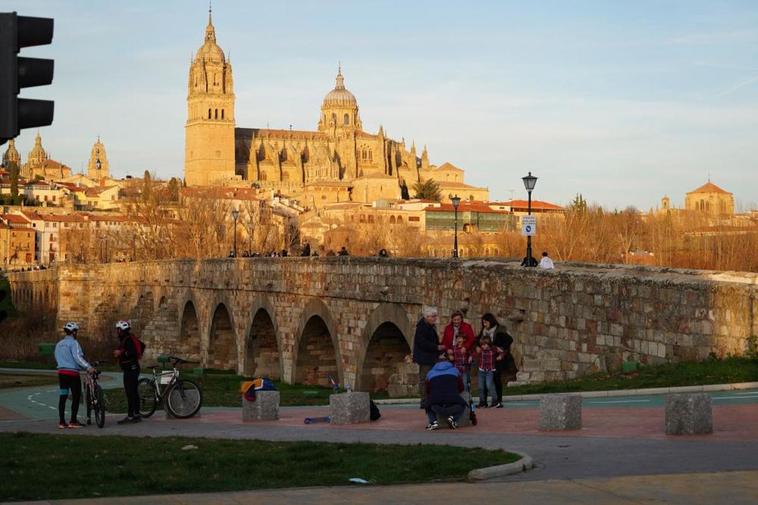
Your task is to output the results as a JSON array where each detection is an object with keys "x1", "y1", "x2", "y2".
[
  {"x1": 450, "y1": 334, "x2": 472, "y2": 392},
  {"x1": 475, "y1": 335, "x2": 504, "y2": 408}
]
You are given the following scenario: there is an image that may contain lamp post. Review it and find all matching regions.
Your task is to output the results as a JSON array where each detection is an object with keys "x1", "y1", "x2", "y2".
[
  {"x1": 231, "y1": 208, "x2": 240, "y2": 258},
  {"x1": 450, "y1": 194, "x2": 461, "y2": 258},
  {"x1": 522, "y1": 172, "x2": 538, "y2": 267}
]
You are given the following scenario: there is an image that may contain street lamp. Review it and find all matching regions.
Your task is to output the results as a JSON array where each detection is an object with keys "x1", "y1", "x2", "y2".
[
  {"x1": 450, "y1": 194, "x2": 461, "y2": 258},
  {"x1": 522, "y1": 171, "x2": 538, "y2": 267},
  {"x1": 231, "y1": 208, "x2": 240, "y2": 258}
]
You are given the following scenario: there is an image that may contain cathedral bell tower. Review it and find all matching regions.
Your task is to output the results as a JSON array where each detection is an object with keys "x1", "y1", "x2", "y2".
[{"x1": 184, "y1": 7, "x2": 236, "y2": 186}]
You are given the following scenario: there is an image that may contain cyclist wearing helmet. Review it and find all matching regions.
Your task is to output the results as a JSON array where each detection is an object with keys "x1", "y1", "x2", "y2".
[
  {"x1": 54, "y1": 322, "x2": 94, "y2": 429},
  {"x1": 113, "y1": 320, "x2": 142, "y2": 424}
]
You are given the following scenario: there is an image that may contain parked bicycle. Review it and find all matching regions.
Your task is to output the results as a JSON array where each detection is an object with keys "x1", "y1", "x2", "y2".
[
  {"x1": 83, "y1": 362, "x2": 106, "y2": 428},
  {"x1": 138, "y1": 355, "x2": 203, "y2": 419}
]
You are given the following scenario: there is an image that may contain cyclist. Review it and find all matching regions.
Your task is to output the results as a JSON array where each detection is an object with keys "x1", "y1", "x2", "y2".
[
  {"x1": 113, "y1": 320, "x2": 143, "y2": 424},
  {"x1": 54, "y1": 322, "x2": 95, "y2": 429}
]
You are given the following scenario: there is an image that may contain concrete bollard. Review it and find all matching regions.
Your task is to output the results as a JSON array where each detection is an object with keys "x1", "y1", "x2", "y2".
[
  {"x1": 665, "y1": 393, "x2": 712, "y2": 435},
  {"x1": 242, "y1": 391, "x2": 280, "y2": 421},
  {"x1": 330, "y1": 392, "x2": 370, "y2": 424},
  {"x1": 539, "y1": 394, "x2": 582, "y2": 431}
]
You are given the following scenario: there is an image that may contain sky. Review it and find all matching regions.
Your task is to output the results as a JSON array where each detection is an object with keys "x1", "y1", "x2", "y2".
[{"x1": 4, "y1": 0, "x2": 758, "y2": 210}]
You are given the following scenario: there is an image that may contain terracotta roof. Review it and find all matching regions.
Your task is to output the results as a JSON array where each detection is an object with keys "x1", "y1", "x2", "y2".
[
  {"x1": 687, "y1": 181, "x2": 732, "y2": 195},
  {"x1": 1, "y1": 214, "x2": 32, "y2": 225},
  {"x1": 181, "y1": 186, "x2": 260, "y2": 201},
  {"x1": 83, "y1": 185, "x2": 117, "y2": 197},
  {"x1": 435, "y1": 181, "x2": 486, "y2": 189},
  {"x1": 435, "y1": 162, "x2": 464, "y2": 172},
  {"x1": 491, "y1": 200, "x2": 564, "y2": 211},
  {"x1": 425, "y1": 201, "x2": 510, "y2": 214}
]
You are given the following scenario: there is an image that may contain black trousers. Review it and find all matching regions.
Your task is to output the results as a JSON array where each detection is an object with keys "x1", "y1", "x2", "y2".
[
  {"x1": 58, "y1": 373, "x2": 81, "y2": 423},
  {"x1": 122, "y1": 363, "x2": 140, "y2": 417}
]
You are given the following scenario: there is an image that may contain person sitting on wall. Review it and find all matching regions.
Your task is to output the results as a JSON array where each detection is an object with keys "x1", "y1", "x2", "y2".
[
  {"x1": 378, "y1": 248, "x2": 389, "y2": 258},
  {"x1": 338, "y1": 246, "x2": 350, "y2": 256},
  {"x1": 539, "y1": 251, "x2": 555, "y2": 269},
  {"x1": 520, "y1": 255, "x2": 538, "y2": 267}
]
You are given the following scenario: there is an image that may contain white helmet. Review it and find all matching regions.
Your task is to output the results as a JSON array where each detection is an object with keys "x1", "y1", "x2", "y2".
[
  {"x1": 63, "y1": 322, "x2": 79, "y2": 333},
  {"x1": 115, "y1": 320, "x2": 131, "y2": 331}
]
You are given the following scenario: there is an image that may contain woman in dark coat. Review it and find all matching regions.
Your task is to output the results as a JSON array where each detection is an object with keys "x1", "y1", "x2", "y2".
[{"x1": 477, "y1": 313, "x2": 518, "y2": 408}]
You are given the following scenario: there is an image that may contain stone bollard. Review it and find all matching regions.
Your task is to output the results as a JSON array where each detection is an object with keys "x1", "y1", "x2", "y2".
[
  {"x1": 539, "y1": 394, "x2": 582, "y2": 431},
  {"x1": 242, "y1": 391, "x2": 280, "y2": 422},
  {"x1": 330, "y1": 392, "x2": 370, "y2": 425},
  {"x1": 665, "y1": 393, "x2": 712, "y2": 435},
  {"x1": 434, "y1": 391, "x2": 472, "y2": 428}
]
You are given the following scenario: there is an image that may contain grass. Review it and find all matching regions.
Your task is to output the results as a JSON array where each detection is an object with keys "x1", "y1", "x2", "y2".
[
  {"x1": 104, "y1": 372, "x2": 340, "y2": 413},
  {"x1": 0, "y1": 374, "x2": 57, "y2": 390},
  {"x1": 504, "y1": 356, "x2": 758, "y2": 396},
  {"x1": 0, "y1": 433, "x2": 519, "y2": 501},
  {"x1": 102, "y1": 357, "x2": 758, "y2": 412}
]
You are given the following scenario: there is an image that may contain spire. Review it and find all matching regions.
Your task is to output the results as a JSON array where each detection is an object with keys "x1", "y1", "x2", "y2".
[
  {"x1": 378, "y1": 125, "x2": 384, "y2": 137},
  {"x1": 205, "y1": 2, "x2": 216, "y2": 42},
  {"x1": 335, "y1": 63, "x2": 345, "y2": 90}
]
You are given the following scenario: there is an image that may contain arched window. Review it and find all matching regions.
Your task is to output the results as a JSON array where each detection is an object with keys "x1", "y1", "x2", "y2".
[
  {"x1": 331, "y1": 113, "x2": 337, "y2": 124},
  {"x1": 214, "y1": 109, "x2": 218, "y2": 119},
  {"x1": 208, "y1": 108, "x2": 212, "y2": 119},
  {"x1": 221, "y1": 109, "x2": 224, "y2": 120},
  {"x1": 344, "y1": 113, "x2": 350, "y2": 125},
  {"x1": 389, "y1": 216, "x2": 396, "y2": 225},
  {"x1": 397, "y1": 216, "x2": 403, "y2": 224}
]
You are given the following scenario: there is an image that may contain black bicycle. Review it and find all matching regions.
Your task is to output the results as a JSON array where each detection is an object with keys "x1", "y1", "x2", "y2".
[
  {"x1": 138, "y1": 356, "x2": 203, "y2": 419},
  {"x1": 83, "y1": 362, "x2": 106, "y2": 428}
]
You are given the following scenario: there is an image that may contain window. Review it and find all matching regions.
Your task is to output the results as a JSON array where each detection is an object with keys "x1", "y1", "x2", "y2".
[
  {"x1": 214, "y1": 109, "x2": 218, "y2": 119},
  {"x1": 331, "y1": 113, "x2": 337, "y2": 124},
  {"x1": 344, "y1": 113, "x2": 350, "y2": 125},
  {"x1": 208, "y1": 108, "x2": 212, "y2": 119},
  {"x1": 408, "y1": 216, "x2": 419, "y2": 222}
]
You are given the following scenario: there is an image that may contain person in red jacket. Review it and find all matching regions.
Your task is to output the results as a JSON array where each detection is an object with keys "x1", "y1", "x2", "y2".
[{"x1": 441, "y1": 311, "x2": 476, "y2": 352}]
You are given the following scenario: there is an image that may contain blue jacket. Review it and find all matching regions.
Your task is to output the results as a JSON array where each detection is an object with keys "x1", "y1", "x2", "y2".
[
  {"x1": 54, "y1": 336, "x2": 91, "y2": 373},
  {"x1": 425, "y1": 361, "x2": 466, "y2": 406}
]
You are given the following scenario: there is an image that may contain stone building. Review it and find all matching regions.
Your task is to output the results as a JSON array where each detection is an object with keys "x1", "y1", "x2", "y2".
[
  {"x1": 684, "y1": 181, "x2": 734, "y2": 217},
  {"x1": 20, "y1": 132, "x2": 72, "y2": 181},
  {"x1": 87, "y1": 137, "x2": 110, "y2": 180},
  {"x1": 184, "y1": 8, "x2": 487, "y2": 204}
]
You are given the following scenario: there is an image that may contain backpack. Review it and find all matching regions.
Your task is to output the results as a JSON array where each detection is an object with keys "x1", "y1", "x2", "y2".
[
  {"x1": 243, "y1": 378, "x2": 277, "y2": 401},
  {"x1": 130, "y1": 335, "x2": 146, "y2": 360},
  {"x1": 369, "y1": 400, "x2": 381, "y2": 421}
]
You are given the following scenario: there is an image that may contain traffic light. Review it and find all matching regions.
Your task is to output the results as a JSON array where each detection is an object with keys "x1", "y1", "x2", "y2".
[{"x1": 0, "y1": 12, "x2": 54, "y2": 145}]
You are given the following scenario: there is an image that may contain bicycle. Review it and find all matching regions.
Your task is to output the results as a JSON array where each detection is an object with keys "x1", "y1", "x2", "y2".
[
  {"x1": 83, "y1": 362, "x2": 106, "y2": 428},
  {"x1": 138, "y1": 355, "x2": 203, "y2": 419}
]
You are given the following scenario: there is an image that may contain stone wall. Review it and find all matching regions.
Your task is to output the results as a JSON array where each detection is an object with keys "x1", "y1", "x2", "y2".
[{"x1": 6, "y1": 258, "x2": 757, "y2": 387}]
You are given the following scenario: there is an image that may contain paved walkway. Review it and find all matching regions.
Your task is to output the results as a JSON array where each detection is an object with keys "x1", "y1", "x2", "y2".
[
  {"x1": 3, "y1": 374, "x2": 758, "y2": 503},
  {"x1": 10, "y1": 470, "x2": 758, "y2": 505}
]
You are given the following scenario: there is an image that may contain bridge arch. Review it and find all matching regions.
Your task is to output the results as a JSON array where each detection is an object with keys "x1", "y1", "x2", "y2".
[
  {"x1": 292, "y1": 298, "x2": 342, "y2": 386},
  {"x1": 244, "y1": 296, "x2": 281, "y2": 379},
  {"x1": 356, "y1": 303, "x2": 413, "y2": 393},
  {"x1": 207, "y1": 301, "x2": 239, "y2": 371},
  {"x1": 178, "y1": 299, "x2": 201, "y2": 362}
]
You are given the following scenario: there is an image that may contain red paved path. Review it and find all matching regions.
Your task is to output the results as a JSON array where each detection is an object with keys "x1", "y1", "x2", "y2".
[{"x1": 164, "y1": 403, "x2": 758, "y2": 441}]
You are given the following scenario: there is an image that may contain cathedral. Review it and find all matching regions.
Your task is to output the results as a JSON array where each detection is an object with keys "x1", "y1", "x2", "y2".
[{"x1": 184, "y1": 9, "x2": 488, "y2": 204}]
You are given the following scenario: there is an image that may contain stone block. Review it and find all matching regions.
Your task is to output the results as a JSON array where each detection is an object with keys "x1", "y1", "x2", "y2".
[
  {"x1": 665, "y1": 393, "x2": 712, "y2": 435},
  {"x1": 242, "y1": 391, "x2": 280, "y2": 422},
  {"x1": 330, "y1": 392, "x2": 370, "y2": 425},
  {"x1": 539, "y1": 394, "x2": 582, "y2": 431},
  {"x1": 434, "y1": 391, "x2": 472, "y2": 428}
]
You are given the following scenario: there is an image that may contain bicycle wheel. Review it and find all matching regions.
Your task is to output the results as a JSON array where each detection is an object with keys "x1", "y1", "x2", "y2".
[
  {"x1": 85, "y1": 387, "x2": 93, "y2": 425},
  {"x1": 166, "y1": 379, "x2": 202, "y2": 419},
  {"x1": 94, "y1": 385, "x2": 106, "y2": 428},
  {"x1": 138, "y1": 378, "x2": 158, "y2": 418}
]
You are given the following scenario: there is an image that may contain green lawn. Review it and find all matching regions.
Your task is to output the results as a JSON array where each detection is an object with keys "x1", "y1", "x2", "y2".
[
  {"x1": 102, "y1": 357, "x2": 758, "y2": 412},
  {"x1": 104, "y1": 372, "x2": 340, "y2": 413},
  {"x1": 504, "y1": 356, "x2": 758, "y2": 396},
  {"x1": 0, "y1": 374, "x2": 57, "y2": 390},
  {"x1": 0, "y1": 433, "x2": 519, "y2": 501}
]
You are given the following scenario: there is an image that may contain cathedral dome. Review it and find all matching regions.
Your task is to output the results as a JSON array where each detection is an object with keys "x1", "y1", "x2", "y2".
[
  {"x1": 194, "y1": 10, "x2": 225, "y2": 64},
  {"x1": 322, "y1": 69, "x2": 357, "y2": 107}
]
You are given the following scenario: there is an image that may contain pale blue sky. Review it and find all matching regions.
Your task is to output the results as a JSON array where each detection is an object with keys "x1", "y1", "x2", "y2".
[{"x1": 5, "y1": 0, "x2": 758, "y2": 209}]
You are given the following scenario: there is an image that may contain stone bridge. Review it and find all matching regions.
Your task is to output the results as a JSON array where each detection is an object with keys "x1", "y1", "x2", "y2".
[{"x1": 6, "y1": 258, "x2": 758, "y2": 393}]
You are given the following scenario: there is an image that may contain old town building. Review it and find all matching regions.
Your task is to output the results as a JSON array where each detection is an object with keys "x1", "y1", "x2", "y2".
[
  {"x1": 684, "y1": 181, "x2": 734, "y2": 217},
  {"x1": 20, "y1": 132, "x2": 72, "y2": 181}
]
